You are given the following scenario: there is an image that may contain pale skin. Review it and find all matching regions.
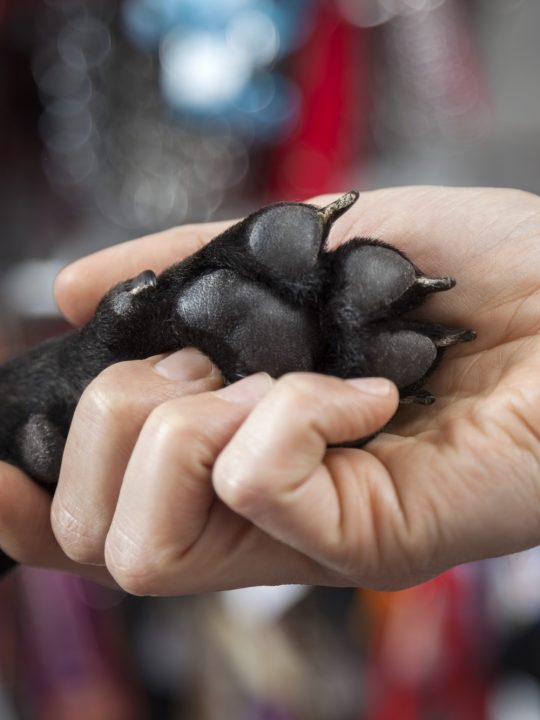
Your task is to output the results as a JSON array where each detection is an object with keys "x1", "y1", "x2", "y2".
[{"x1": 2, "y1": 186, "x2": 540, "y2": 594}]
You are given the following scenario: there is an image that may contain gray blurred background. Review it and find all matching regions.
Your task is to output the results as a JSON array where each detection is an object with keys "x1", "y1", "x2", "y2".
[{"x1": 2, "y1": 2, "x2": 540, "y2": 720}]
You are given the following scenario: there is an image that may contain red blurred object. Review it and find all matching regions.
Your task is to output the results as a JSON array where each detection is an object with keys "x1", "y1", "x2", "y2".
[
  {"x1": 363, "y1": 568, "x2": 492, "y2": 720},
  {"x1": 268, "y1": 1, "x2": 371, "y2": 200}
]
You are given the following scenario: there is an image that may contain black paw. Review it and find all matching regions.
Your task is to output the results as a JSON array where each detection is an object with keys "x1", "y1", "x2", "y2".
[
  {"x1": 108, "y1": 269, "x2": 158, "y2": 317},
  {"x1": 160, "y1": 192, "x2": 475, "y2": 402},
  {"x1": 15, "y1": 414, "x2": 65, "y2": 486}
]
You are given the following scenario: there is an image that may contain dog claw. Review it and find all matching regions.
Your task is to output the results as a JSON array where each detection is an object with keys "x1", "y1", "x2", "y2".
[
  {"x1": 129, "y1": 269, "x2": 157, "y2": 294},
  {"x1": 400, "y1": 390, "x2": 436, "y2": 406},
  {"x1": 317, "y1": 191, "x2": 359, "y2": 226},
  {"x1": 416, "y1": 275, "x2": 456, "y2": 292},
  {"x1": 433, "y1": 329, "x2": 477, "y2": 348}
]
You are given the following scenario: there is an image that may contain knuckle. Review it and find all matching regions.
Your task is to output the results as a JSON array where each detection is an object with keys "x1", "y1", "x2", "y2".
[
  {"x1": 214, "y1": 449, "x2": 272, "y2": 518},
  {"x1": 278, "y1": 372, "x2": 313, "y2": 395},
  {"x1": 275, "y1": 373, "x2": 318, "y2": 409},
  {"x1": 80, "y1": 364, "x2": 137, "y2": 426},
  {"x1": 145, "y1": 401, "x2": 194, "y2": 451},
  {"x1": 110, "y1": 565, "x2": 159, "y2": 597},
  {"x1": 51, "y1": 502, "x2": 104, "y2": 564},
  {"x1": 147, "y1": 400, "x2": 216, "y2": 465},
  {"x1": 146, "y1": 400, "x2": 186, "y2": 435},
  {"x1": 105, "y1": 531, "x2": 166, "y2": 596},
  {"x1": 214, "y1": 468, "x2": 264, "y2": 517}
]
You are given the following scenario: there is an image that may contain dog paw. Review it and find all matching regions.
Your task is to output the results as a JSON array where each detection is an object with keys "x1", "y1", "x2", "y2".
[{"x1": 160, "y1": 192, "x2": 475, "y2": 401}]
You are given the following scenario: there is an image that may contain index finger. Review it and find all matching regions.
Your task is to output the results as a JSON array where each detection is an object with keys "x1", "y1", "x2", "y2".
[
  {"x1": 54, "y1": 220, "x2": 233, "y2": 327},
  {"x1": 213, "y1": 372, "x2": 400, "y2": 584}
]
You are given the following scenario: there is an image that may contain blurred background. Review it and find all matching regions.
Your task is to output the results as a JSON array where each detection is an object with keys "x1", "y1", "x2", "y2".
[{"x1": 1, "y1": 0, "x2": 540, "y2": 718}]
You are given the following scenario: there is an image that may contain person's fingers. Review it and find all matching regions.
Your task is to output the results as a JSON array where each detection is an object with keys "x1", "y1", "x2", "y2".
[
  {"x1": 213, "y1": 373, "x2": 400, "y2": 582},
  {"x1": 54, "y1": 220, "x2": 232, "y2": 326},
  {"x1": 104, "y1": 374, "x2": 345, "y2": 595},
  {"x1": 0, "y1": 462, "x2": 113, "y2": 585},
  {"x1": 103, "y1": 373, "x2": 285, "y2": 594},
  {"x1": 51, "y1": 348, "x2": 222, "y2": 566}
]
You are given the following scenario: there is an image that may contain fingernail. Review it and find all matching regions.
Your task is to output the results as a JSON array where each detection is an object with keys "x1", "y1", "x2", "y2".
[
  {"x1": 154, "y1": 348, "x2": 214, "y2": 381},
  {"x1": 345, "y1": 377, "x2": 393, "y2": 396},
  {"x1": 216, "y1": 373, "x2": 274, "y2": 404}
]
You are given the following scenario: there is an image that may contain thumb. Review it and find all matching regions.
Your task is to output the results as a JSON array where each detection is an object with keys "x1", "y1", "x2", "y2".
[{"x1": 213, "y1": 372, "x2": 399, "y2": 574}]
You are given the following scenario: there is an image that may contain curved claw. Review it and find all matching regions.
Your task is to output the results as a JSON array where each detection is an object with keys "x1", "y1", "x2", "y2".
[
  {"x1": 433, "y1": 329, "x2": 477, "y2": 348},
  {"x1": 416, "y1": 275, "x2": 456, "y2": 292},
  {"x1": 400, "y1": 390, "x2": 436, "y2": 406},
  {"x1": 129, "y1": 269, "x2": 157, "y2": 294},
  {"x1": 317, "y1": 191, "x2": 359, "y2": 226}
]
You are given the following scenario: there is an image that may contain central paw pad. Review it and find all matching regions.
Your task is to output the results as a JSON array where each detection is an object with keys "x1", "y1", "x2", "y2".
[{"x1": 176, "y1": 269, "x2": 319, "y2": 379}]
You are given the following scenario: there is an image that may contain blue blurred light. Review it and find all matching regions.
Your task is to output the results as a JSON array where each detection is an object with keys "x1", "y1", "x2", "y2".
[
  {"x1": 226, "y1": 8, "x2": 279, "y2": 67},
  {"x1": 234, "y1": 73, "x2": 276, "y2": 114},
  {"x1": 122, "y1": 0, "x2": 165, "y2": 49},
  {"x1": 122, "y1": 0, "x2": 314, "y2": 139},
  {"x1": 236, "y1": 73, "x2": 301, "y2": 141},
  {"x1": 160, "y1": 31, "x2": 251, "y2": 113},
  {"x1": 160, "y1": 0, "x2": 254, "y2": 29},
  {"x1": 268, "y1": 0, "x2": 315, "y2": 56}
]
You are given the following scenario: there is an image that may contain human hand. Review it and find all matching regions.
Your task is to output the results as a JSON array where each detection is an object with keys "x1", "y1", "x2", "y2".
[
  {"x1": 0, "y1": 223, "x2": 229, "y2": 585},
  {"x1": 4, "y1": 186, "x2": 540, "y2": 592}
]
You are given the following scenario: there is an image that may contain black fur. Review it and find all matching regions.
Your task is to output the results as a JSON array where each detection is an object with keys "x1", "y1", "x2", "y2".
[{"x1": 0, "y1": 192, "x2": 475, "y2": 572}]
